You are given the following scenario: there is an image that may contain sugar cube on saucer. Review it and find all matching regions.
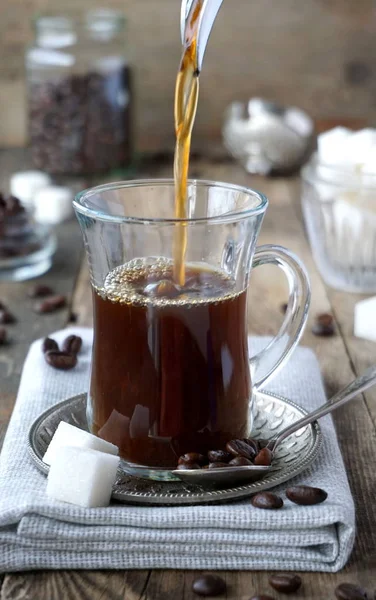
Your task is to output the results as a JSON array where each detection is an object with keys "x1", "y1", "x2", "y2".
[
  {"x1": 43, "y1": 421, "x2": 118, "y2": 466},
  {"x1": 46, "y1": 446, "x2": 120, "y2": 508},
  {"x1": 354, "y1": 297, "x2": 376, "y2": 343}
]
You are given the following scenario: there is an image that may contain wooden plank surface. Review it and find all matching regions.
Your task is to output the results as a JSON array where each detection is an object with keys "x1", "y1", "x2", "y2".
[{"x1": 0, "y1": 154, "x2": 375, "y2": 599}]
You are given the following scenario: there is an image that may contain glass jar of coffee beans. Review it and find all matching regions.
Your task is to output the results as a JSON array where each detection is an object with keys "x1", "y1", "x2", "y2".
[{"x1": 26, "y1": 10, "x2": 132, "y2": 175}]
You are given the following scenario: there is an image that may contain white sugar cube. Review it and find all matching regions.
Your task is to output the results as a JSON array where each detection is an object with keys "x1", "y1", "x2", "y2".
[
  {"x1": 43, "y1": 421, "x2": 118, "y2": 466},
  {"x1": 354, "y1": 297, "x2": 376, "y2": 343},
  {"x1": 343, "y1": 129, "x2": 376, "y2": 167},
  {"x1": 10, "y1": 170, "x2": 51, "y2": 209},
  {"x1": 34, "y1": 185, "x2": 74, "y2": 225},
  {"x1": 317, "y1": 127, "x2": 351, "y2": 165},
  {"x1": 46, "y1": 446, "x2": 120, "y2": 507}
]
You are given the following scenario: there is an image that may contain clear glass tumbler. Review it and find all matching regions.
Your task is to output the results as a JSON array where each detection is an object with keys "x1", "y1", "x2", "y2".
[
  {"x1": 74, "y1": 179, "x2": 310, "y2": 480},
  {"x1": 302, "y1": 155, "x2": 376, "y2": 293}
]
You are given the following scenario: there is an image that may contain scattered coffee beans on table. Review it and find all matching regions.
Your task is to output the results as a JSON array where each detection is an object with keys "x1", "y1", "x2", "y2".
[
  {"x1": 286, "y1": 485, "x2": 328, "y2": 506},
  {"x1": 312, "y1": 313, "x2": 336, "y2": 336},
  {"x1": 269, "y1": 573, "x2": 302, "y2": 594},
  {"x1": 335, "y1": 583, "x2": 368, "y2": 600},
  {"x1": 192, "y1": 574, "x2": 226, "y2": 597},
  {"x1": 251, "y1": 492, "x2": 283, "y2": 510},
  {"x1": 27, "y1": 284, "x2": 54, "y2": 298},
  {"x1": 34, "y1": 295, "x2": 66, "y2": 314}
]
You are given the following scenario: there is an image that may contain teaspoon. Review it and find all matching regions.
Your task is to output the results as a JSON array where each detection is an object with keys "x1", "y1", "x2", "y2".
[{"x1": 173, "y1": 365, "x2": 376, "y2": 487}]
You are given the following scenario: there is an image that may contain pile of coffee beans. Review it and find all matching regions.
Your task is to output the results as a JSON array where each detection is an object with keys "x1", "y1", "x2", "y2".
[
  {"x1": 29, "y1": 66, "x2": 132, "y2": 175},
  {"x1": 42, "y1": 334, "x2": 82, "y2": 370},
  {"x1": 0, "y1": 193, "x2": 42, "y2": 259},
  {"x1": 191, "y1": 573, "x2": 370, "y2": 598},
  {"x1": 177, "y1": 438, "x2": 272, "y2": 470}
]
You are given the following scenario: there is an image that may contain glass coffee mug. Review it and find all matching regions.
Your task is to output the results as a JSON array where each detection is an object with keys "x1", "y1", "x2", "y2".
[{"x1": 74, "y1": 180, "x2": 310, "y2": 479}]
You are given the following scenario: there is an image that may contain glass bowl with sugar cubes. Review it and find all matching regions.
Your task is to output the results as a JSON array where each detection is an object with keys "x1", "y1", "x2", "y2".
[{"x1": 301, "y1": 127, "x2": 376, "y2": 292}]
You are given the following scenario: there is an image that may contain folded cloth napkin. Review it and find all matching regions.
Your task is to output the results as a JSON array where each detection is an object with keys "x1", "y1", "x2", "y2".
[{"x1": 0, "y1": 328, "x2": 355, "y2": 573}]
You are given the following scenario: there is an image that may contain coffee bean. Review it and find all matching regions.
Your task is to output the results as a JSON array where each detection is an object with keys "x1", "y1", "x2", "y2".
[
  {"x1": 45, "y1": 350, "x2": 77, "y2": 370},
  {"x1": 269, "y1": 574, "x2": 302, "y2": 594},
  {"x1": 229, "y1": 456, "x2": 253, "y2": 466},
  {"x1": 312, "y1": 313, "x2": 335, "y2": 336},
  {"x1": 254, "y1": 448, "x2": 273, "y2": 466},
  {"x1": 0, "y1": 327, "x2": 7, "y2": 345},
  {"x1": 243, "y1": 438, "x2": 260, "y2": 453},
  {"x1": 27, "y1": 284, "x2": 54, "y2": 298},
  {"x1": 226, "y1": 439, "x2": 257, "y2": 461},
  {"x1": 42, "y1": 337, "x2": 59, "y2": 354},
  {"x1": 252, "y1": 492, "x2": 283, "y2": 510},
  {"x1": 335, "y1": 583, "x2": 368, "y2": 600},
  {"x1": 192, "y1": 574, "x2": 226, "y2": 597},
  {"x1": 250, "y1": 596, "x2": 275, "y2": 600},
  {"x1": 62, "y1": 334, "x2": 82, "y2": 355},
  {"x1": 34, "y1": 295, "x2": 66, "y2": 314},
  {"x1": 176, "y1": 462, "x2": 200, "y2": 470},
  {"x1": 208, "y1": 450, "x2": 232, "y2": 463},
  {"x1": 0, "y1": 309, "x2": 16, "y2": 324},
  {"x1": 209, "y1": 462, "x2": 229, "y2": 469},
  {"x1": 178, "y1": 453, "x2": 206, "y2": 466},
  {"x1": 286, "y1": 485, "x2": 328, "y2": 505}
]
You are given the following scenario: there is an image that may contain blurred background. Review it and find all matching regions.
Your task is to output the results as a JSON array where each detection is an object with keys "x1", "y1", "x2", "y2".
[
  {"x1": 1, "y1": 0, "x2": 376, "y2": 290},
  {"x1": 1, "y1": 0, "x2": 375, "y2": 152}
]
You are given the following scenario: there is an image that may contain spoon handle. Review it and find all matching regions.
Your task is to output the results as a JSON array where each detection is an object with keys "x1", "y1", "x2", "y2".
[{"x1": 269, "y1": 365, "x2": 376, "y2": 451}]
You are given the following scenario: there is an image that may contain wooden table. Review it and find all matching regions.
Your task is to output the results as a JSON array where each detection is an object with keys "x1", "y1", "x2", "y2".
[{"x1": 0, "y1": 150, "x2": 375, "y2": 599}]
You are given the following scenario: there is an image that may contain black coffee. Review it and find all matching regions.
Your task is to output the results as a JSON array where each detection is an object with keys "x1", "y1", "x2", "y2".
[{"x1": 90, "y1": 258, "x2": 252, "y2": 468}]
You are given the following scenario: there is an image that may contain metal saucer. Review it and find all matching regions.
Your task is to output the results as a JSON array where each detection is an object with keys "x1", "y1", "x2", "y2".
[{"x1": 28, "y1": 391, "x2": 321, "y2": 506}]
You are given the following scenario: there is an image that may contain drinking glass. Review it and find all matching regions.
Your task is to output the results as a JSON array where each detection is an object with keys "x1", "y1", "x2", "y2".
[{"x1": 74, "y1": 179, "x2": 310, "y2": 480}]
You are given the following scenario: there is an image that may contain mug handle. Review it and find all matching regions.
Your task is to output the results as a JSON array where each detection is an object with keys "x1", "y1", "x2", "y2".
[{"x1": 249, "y1": 244, "x2": 311, "y2": 391}]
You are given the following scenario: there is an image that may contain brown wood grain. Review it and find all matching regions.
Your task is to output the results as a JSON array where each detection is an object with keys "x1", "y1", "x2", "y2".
[{"x1": 0, "y1": 154, "x2": 375, "y2": 599}]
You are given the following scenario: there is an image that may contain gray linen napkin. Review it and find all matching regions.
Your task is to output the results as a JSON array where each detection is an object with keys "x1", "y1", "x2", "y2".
[{"x1": 0, "y1": 328, "x2": 355, "y2": 572}]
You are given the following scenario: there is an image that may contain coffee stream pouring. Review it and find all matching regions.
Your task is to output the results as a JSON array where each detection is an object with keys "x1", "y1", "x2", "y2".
[{"x1": 180, "y1": 0, "x2": 224, "y2": 72}]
